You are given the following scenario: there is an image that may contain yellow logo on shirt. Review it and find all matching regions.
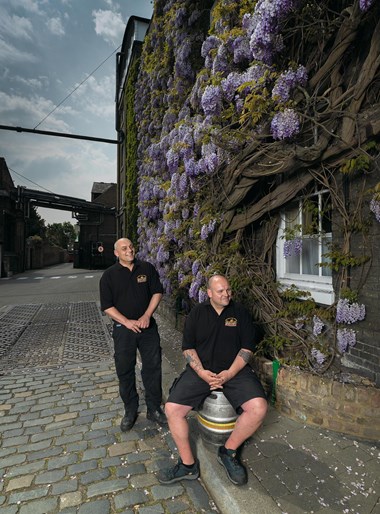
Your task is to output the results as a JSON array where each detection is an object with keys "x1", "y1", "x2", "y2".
[
  {"x1": 225, "y1": 317, "x2": 237, "y2": 327},
  {"x1": 137, "y1": 275, "x2": 147, "y2": 283}
]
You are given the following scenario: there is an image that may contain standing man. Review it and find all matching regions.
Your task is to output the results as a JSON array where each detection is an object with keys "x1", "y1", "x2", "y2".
[
  {"x1": 99, "y1": 238, "x2": 167, "y2": 431},
  {"x1": 158, "y1": 274, "x2": 267, "y2": 486}
]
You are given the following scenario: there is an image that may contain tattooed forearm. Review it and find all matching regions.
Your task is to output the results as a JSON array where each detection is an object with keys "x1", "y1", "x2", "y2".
[
  {"x1": 183, "y1": 350, "x2": 204, "y2": 373},
  {"x1": 238, "y1": 349, "x2": 252, "y2": 363}
]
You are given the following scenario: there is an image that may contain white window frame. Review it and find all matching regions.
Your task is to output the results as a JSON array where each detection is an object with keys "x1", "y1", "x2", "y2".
[{"x1": 276, "y1": 189, "x2": 335, "y2": 306}]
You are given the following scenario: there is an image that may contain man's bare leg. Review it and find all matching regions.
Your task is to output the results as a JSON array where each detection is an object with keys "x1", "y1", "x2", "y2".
[
  {"x1": 165, "y1": 402, "x2": 194, "y2": 464},
  {"x1": 225, "y1": 397, "x2": 267, "y2": 450}
]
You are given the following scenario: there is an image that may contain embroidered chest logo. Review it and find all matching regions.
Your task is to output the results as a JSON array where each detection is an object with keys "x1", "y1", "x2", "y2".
[
  {"x1": 137, "y1": 275, "x2": 147, "y2": 283},
  {"x1": 225, "y1": 317, "x2": 237, "y2": 327}
]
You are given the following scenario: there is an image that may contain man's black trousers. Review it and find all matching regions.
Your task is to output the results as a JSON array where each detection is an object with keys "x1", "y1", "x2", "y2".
[{"x1": 112, "y1": 323, "x2": 163, "y2": 415}]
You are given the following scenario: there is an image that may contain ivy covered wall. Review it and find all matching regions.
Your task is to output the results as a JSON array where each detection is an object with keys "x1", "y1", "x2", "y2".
[{"x1": 125, "y1": 0, "x2": 379, "y2": 381}]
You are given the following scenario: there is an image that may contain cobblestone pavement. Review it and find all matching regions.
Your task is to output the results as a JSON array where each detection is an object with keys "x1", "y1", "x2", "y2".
[{"x1": 0, "y1": 361, "x2": 219, "y2": 514}]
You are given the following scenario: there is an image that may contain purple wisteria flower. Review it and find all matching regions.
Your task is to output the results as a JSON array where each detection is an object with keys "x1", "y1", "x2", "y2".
[
  {"x1": 359, "y1": 0, "x2": 374, "y2": 11},
  {"x1": 311, "y1": 348, "x2": 326, "y2": 365},
  {"x1": 189, "y1": 271, "x2": 204, "y2": 300},
  {"x1": 174, "y1": 7, "x2": 187, "y2": 28},
  {"x1": 212, "y1": 44, "x2": 231, "y2": 75},
  {"x1": 336, "y1": 299, "x2": 366, "y2": 324},
  {"x1": 198, "y1": 289, "x2": 208, "y2": 303},
  {"x1": 271, "y1": 108, "x2": 300, "y2": 140},
  {"x1": 192, "y1": 260, "x2": 201, "y2": 275},
  {"x1": 295, "y1": 316, "x2": 306, "y2": 330},
  {"x1": 283, "y1": 237, "x2": 302, "y2": 258},
  {"x1": 202, "y1": 142, "x2": 219, "y2": 174},
  {"x1": 184, "y1": 157, "x2": 198, "y2": 177},
  {"x1": 369, "y1": 197, "x2": 380, "y2": 222},
  {"x1": 201, "y1": 35, "x2": 222, "y2": 58},
  {"x1": 200, "y1": 219, "x2": 217, "y2": 240},
  {"x1": 337, "y1": 328, "x2": 357, "y2": 353},
  {"x1": 221, "y1": 72, "x2": 243, "y2": 102},
  {"x1": 157, "y1": 244, "x2": 169, "y2": 263},
  {"x1": 178, "y1": 172, "x2": 189, "y2": 197},
  {"x1": 175, "y1": 39, "x2": 194, "y2": 80},
  {"x1": 201, "y1": 85, "x2": 223, "y2": 117},
  {"x1": 246, "y1": 0, "x2": 296, "y2": 64},
  {"x1": 313, "y1": 316, "x2": 324, "y2": 336},
  {"x1": 272, "y1": 65, "x2": 308, "y2": 102},
  {"x1": 232, "y1": 36, "x2": 252, "y2": 64},
  {"x1": 166, "y1": 148, "x2": 180, "y2": 175}
]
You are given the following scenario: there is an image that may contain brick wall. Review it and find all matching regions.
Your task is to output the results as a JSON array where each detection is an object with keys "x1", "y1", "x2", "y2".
[
  {"x1": 253, "y1": 357, "x2": 380, "y2": 441},
  {"x1": 337, "y1": 164, "x2": 380, "y2": 386}
]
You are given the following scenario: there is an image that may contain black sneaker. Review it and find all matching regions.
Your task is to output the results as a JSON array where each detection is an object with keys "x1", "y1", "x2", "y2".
[
  {"x1": 217, "y1": 446, "x2": 247, "y2": 485},
  {"x1": 158, "y1": 458, "x2": 200, "y2": 484}
]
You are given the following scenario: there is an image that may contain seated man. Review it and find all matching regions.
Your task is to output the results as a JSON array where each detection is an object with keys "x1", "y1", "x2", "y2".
[{"x1": 158, "y1": 274, "x2": 267, "y2": 486}]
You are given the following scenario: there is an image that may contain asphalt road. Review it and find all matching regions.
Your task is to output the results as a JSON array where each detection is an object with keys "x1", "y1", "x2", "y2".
[{"x1": 0, "y1": 263, "x2": 102, "y2": 308}]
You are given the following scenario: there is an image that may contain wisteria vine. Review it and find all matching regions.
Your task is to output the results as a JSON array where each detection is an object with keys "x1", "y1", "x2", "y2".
[{"x1": 129, "y1": 0, "x2": 378, "y2": 372}]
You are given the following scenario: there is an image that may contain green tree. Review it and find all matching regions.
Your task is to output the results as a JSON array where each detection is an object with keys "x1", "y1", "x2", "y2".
[
  {"x1": 45, "y1": 222, "x2": 76, "y2": 249},
  {"x1": 26, "y1": 206, "x2": 46, "y2": 238}
]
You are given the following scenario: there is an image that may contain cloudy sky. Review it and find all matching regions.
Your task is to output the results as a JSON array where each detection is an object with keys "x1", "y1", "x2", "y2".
[{"x1": 0, "y1": 0, "x2": 153, "y2": 225}]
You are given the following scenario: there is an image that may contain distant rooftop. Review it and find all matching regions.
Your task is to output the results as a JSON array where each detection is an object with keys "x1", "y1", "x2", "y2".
[{"x1": 91, "y1": 182, "x2": 116, "y2": 194}]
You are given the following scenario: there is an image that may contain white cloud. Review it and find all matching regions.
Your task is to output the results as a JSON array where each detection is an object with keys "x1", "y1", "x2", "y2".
[
  {"x1": 8, "y1": 0, "x2": 43, "y2": 14},
  {"x1": 46, "y1": 16, "x2": 65, "y2": 36},
  {"x1": 92, "y1": 9, "x2": 125, "y2": 46},
  {"x1": 0, "y1": 12, "x2": 34, "y2": 40},
  {"x1": 12, "y1": 75, "x2": 50, "y2": 90},
  {"x1": 71, "y1": 74, "x2": 114, "y2": 119},
  {"x1": 0, "y1": 91, "x2": 73, "y2": 131},
  {"x1": 0, "y1": 38, "x2": 38, "y2": 64}
]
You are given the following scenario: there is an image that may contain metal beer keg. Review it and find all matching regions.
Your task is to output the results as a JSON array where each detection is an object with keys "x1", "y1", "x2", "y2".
[{"x1": 197, "y1": 390, "x2": 238, "y2": 446}]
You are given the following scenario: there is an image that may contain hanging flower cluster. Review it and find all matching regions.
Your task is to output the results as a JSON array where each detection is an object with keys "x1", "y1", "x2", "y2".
[
  {"x1": 271, "y1": 108, "x2": 300, "y2": 140},
  {"x1": 283, "y1": 237, "x2": 302, "y2": 258},
  {"x1": 336, "y1": 299, "x2": 366, "y2": 324},
  {"x1": 337, "y1": 328, "x2": 357, "y2": 353},
  {"x1": 359, "y1": 0, "x2": 374, "y2": 12},
  {"x1": 312, "y1": 316, "x2": 324, "y2": 336},
  {"x1": 335, "y1": 298, "x2": 366, "y2": 354},
  {"x1": 311, "y1": 347, "x2": 326, "y2": 365}
]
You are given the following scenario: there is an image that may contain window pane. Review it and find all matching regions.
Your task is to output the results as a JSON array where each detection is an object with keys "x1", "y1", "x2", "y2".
[
  {"x1": 321, "y1": 193, "x2": 332, "y2": 233},
  {"x1": 302, "y1": 238, "x2": 319, "y2": 275},
  {"x1": 322, "y1": 236, "x2": 332, "y2": 277},
  {"x1": 285, "y1": 206, "x2": 299, "y2": 230},
  {"x1": 286, "y1": 254, "x2": 300, "y2": 273},
  {"x1": 302, "y1": 197, "x2": 318, "y2": 235}
]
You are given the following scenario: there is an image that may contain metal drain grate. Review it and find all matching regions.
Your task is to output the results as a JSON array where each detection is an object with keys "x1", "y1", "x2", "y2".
[
  {"x1": 69, "y1": 302, "x2": 101, "y2": 322},
  {"x1": 0, "y1": 324, "x2": 27, "y2": 358},
  {"x1": 32, "y1": 304, "x2": 70, "y2": 324},
  {"x1": 0, "y1": 304, "x2": 41, "y2": 325},
  {"x1": 0, "y1": 302, "x2": 113, "y2": 370},
  {"x1": 0, "y1": 323, "x2": 66, "y2": 369}
]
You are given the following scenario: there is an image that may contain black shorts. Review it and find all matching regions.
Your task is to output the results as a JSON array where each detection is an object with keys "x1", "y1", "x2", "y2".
[{"x1": 167, "y1": 366, "x2": 267, "y2": 412}]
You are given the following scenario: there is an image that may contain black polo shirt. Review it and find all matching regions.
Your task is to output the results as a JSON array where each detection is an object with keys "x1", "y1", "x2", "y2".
[
  {"x1": 99, "y1": 259, "x2": 163, "y2": 322},
  {"x1": 182, "y1": 300, "x2": 257, "y2": 373}
]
